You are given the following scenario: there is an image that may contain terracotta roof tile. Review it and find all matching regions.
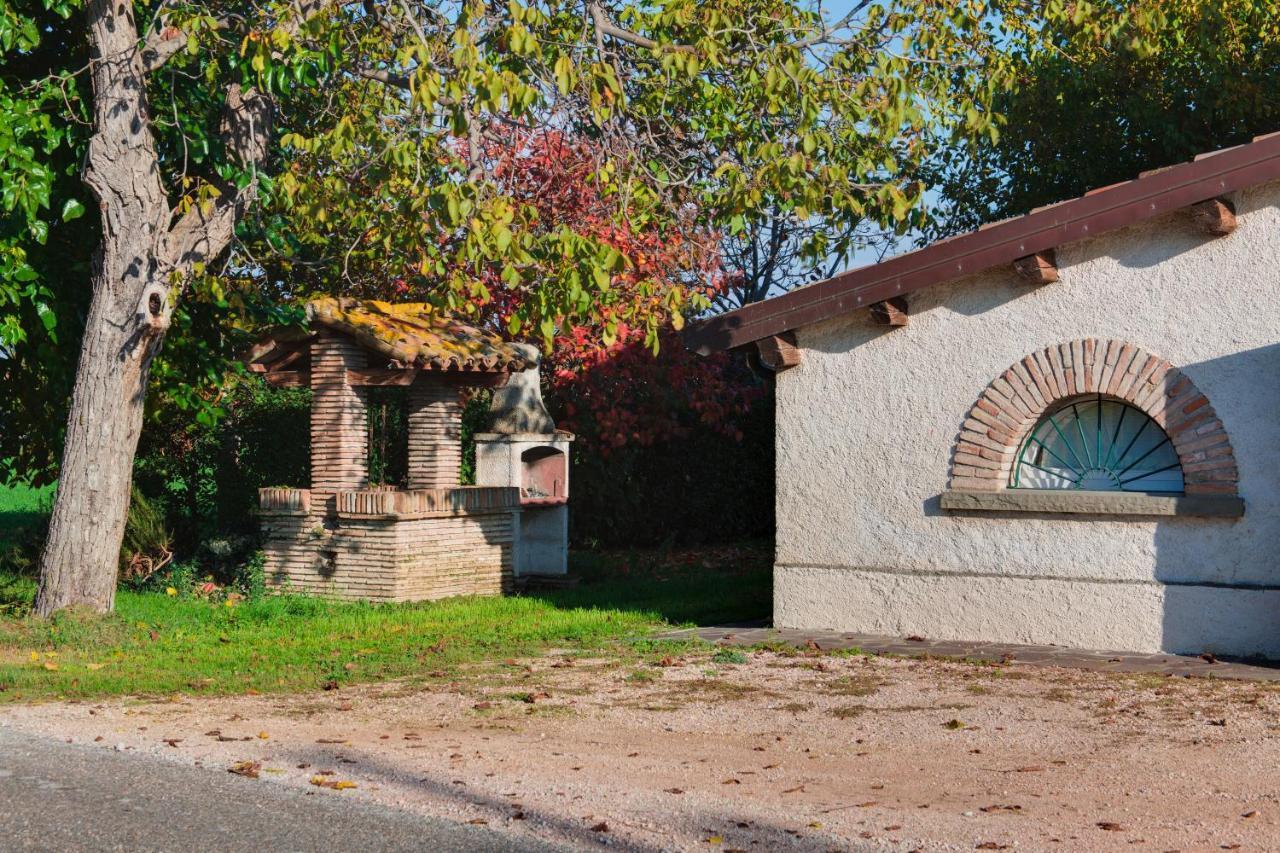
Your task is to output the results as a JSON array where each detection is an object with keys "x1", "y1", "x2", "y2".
[{"x1": 307, "y1": 298, "x2": 534, "y2": 373}]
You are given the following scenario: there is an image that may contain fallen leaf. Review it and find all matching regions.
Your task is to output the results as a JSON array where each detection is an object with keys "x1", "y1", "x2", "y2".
[
  {"x1": 309, "y1": 776, "x2": 356, "y2": 790},
  {"x1": 664, "y1": 788, "x2": 685, "y2": 794},
  {"x1": 721, "y1": 778, "x2": 741, "y2": 785},
  {"x1": 257, "y1": 731, "x2": 269, "y2": 740},
  {"x1": 228, "y1": 761, "x2": 261, "y2": 779},
  {"x1": 704, "y1": 836, "x2": 722, "y2": 845}
]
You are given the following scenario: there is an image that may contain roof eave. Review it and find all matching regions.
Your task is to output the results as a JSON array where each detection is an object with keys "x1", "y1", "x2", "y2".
[{"x1": 687, "y1": 131, "x2": 1280, "y2": 353}]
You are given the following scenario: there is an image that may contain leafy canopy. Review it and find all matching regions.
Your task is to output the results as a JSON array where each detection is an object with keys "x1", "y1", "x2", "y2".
[
  {"x1": 936, "y1": 0, "x2": 1280, "y2": 232},
  {"x1": 0, "y1": 0, "x2": 1073, "y2": 482}
]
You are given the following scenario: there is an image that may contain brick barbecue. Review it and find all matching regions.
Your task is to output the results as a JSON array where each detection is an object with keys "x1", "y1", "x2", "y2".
[{"x1": 248, "y1": 298, "x2": 572, "y2": 602}]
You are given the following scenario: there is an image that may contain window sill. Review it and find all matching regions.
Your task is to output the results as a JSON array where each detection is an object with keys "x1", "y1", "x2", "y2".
[{"x1": 940, "y1": 489, "x2": 1244, "y2": 518}]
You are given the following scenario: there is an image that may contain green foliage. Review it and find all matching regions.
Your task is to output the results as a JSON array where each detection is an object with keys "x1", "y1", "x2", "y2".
[
  {"x1": 564, "y1": 384, "x2": 774, "y2": 549},
  {"x1": 712, "y1": 648, "x2": 748, "y2": 665},
  {"x1": 936, "y1": 0, "x2": 1280, "y2": 232},
  {"x1": 265, "y1": 0, "x2": 1056, "y2": 350},
  {"x1": 118, "y1": 487, "x2": 174, "y2": 586},
  {"x1": 134, "y1": 380, "x2": 311, "y2": 552},
  {"x1": 0, "y1": 543, "x2": 770, "y2": 700}
]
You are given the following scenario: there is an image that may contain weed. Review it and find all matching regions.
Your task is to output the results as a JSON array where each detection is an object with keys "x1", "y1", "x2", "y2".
[
  {"x1": 829, "y1": 704, "x2": 866, "y2": 719},
  {"x1": 712, "y1": 648, "x2": 748, "y2": 665}
]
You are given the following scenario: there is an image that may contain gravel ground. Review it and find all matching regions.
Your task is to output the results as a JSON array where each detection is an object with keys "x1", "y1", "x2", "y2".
[{"x1": 2, "y1": 650, "x2": 1277, "y2": 852}]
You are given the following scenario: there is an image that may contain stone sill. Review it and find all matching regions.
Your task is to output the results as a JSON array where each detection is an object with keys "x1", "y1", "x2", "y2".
[{"x1": 940, "y1": 489, "x2": 1244, "y2": 518}]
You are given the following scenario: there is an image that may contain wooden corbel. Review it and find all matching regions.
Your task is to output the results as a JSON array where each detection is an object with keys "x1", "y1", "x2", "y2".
[
  {"x1": 869, "y1": 296, "x2": 909, "y2": 326},
  {"x1": 1189, "y1": 198, "x2": 1237, "y2": 237},
  {"x1": 1012, "y1": 250, "x2": 1059, "y2": 285},
  {"x1": 755, "y1": 332, "x2": 801, "y2": 373}
]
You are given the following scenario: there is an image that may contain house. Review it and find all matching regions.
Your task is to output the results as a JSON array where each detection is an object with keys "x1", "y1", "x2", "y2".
[
  {"x1": 687, "y1": 133, "x2": 1280, "y2": 657},
  {"x1": 247, "y1": 298, "x2": 572, "y2": 602}
]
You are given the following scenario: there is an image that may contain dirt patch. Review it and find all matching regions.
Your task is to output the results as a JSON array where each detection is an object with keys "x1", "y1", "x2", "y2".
[{"x1": 3, "y1": 651, "x2": 1278, "y2": 851}]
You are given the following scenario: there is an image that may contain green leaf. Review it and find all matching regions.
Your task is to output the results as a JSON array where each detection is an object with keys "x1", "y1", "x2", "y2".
[{"x1": 60, "y1": 198, "x2": 85, "y2": 221}]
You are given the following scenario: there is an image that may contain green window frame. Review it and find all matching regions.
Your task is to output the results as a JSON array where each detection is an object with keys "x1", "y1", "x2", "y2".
[{"x1": 1012, "y1": 395, "x2": 1184, "y2": 494}]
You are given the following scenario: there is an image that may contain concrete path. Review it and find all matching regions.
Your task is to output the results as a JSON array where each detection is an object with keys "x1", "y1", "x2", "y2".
[
  {"x1": 0, "y1": 726, "x2": 562, "y2": 853},
  {"x1": 659, "y1": 624, "x2": 1280, "y2": 682}
]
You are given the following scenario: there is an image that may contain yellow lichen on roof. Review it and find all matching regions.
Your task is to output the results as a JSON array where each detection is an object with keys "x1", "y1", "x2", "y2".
[{"x1": 306, "y1": 297, "x2": 534, "y2": 372}]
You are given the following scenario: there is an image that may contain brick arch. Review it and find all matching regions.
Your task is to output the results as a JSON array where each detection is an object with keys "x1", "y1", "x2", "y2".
[{"x1": 949, "y1": 340, "x2": 1238, "y2": 496}]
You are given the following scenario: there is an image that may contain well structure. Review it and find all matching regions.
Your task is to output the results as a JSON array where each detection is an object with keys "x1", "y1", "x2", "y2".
[{"x1": 248, "y1": 298, "x2": 572, "y2": 602}]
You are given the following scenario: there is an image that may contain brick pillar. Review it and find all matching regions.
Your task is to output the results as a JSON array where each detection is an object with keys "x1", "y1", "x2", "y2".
[
  {"x1": 406, "y1": 376, "x2": 462, "y2": 489},
  {"x1": 310, "y1": 331, "x2": 368, "y2": 491}
]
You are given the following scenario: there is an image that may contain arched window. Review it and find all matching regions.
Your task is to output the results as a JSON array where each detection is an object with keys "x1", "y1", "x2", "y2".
[{"x1": 1012, "y1": 396, "x2": 1183, "y2": 493}]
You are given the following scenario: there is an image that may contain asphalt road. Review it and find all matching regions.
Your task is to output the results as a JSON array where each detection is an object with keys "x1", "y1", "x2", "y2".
[{"x1": 0, "y1": 727, "x2": 563, "y2": 852}]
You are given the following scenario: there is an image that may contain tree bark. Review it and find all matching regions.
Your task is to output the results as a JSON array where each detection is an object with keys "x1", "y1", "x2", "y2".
[
  {"x1": 33, "y1": 0, "x2": 172, "y2": 616},
  {"x1": 35, "y1": 0, "x2": 302, "y2": 616}
]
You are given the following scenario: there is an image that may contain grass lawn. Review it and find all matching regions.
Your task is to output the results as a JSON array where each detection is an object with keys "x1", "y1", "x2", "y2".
[
  {"x1": 0, "y1": 483, "x2": 52, "y2": 552},
  {"x1": 0, "y1": 542, "x2": 771, "y2": 702}
]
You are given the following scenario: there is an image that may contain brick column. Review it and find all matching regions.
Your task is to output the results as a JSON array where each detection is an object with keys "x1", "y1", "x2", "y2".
[
  {"x1": 406, "y1": 376, "x2": 462, "y2": 489},
  {"x1": 310, "y1": 331, "x2": 368, "y2": 491}
]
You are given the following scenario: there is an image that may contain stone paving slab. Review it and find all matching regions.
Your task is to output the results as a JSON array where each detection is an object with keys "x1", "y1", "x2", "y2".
[{"x1": 657, "y1": 624, "x2": 1280, "y2": 682}]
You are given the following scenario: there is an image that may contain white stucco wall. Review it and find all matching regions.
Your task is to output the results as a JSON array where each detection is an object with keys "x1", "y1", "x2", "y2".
[{"x1": 775, "y1": 180, "x2": 1280, "y2": 656}]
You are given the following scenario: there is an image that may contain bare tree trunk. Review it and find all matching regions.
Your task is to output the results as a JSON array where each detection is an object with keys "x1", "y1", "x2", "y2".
[{"x1": 33, "y1": 0, "x2": 172, "y2": 616}]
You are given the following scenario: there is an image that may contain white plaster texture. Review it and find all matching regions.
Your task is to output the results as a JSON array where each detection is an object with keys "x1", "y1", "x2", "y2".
[
  {"x1": 775, "y1": 180, "x2": 1280, "y2": 656},
  {"x1": 474, "y1": 432, "x2": 573, "y2": 575}
]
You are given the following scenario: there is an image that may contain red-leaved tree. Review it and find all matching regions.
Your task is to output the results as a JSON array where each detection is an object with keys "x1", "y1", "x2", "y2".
[{"x1": 392, "y1": 127, "x2": 765, "y2": 453}]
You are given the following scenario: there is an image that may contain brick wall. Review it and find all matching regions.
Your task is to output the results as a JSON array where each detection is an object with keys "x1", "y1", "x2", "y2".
[
  {"x1": 310, "y1": 331, "x2": 368, "y2": 491},
  {"x1": 259, "y1": 487, "x2": 518, "y2": 602},
  {"x1": 948, "y1": 339, "x2": 1238, "y2": 497},
  {"x1": 406, "y1": 376, "x2": 462, "y2": 489}
]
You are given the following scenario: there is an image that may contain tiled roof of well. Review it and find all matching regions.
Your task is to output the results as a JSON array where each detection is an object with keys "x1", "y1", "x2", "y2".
[{"x1": 307, "y1": 298, "x2": 534, "y2": 373}]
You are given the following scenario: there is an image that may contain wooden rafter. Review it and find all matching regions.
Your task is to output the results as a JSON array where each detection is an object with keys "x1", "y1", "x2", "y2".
[
  {"x1": 869, "y1": 296, "x2": 908, "y2": 326},
  {"x1": 1189, "y1": 198, "x2": 1236, "y2": 236},
  {"x1": 1012, "y1": 249, "x2": 1059, "y2": 285},
  {"x1": 755, "y1": 333, "x2": 801, "y2": 372}
]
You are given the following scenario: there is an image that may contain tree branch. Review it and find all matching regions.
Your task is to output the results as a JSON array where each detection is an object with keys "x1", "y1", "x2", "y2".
[
  {"x1": 162, "y1": 84, "x2": 271, "y2": 274},
  {"x1": 586, "y1": 2, "x2": 694, "y2": 53}
]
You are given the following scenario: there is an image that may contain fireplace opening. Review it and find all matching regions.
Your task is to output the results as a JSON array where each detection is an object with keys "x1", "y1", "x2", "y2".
[{"x1": 521, "y1": 446, "x2": 567, "y2": 503}]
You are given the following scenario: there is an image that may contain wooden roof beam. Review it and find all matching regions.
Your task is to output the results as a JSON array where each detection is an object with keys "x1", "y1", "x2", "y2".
[
  {"x1": 1013, "y1": 249, "x2": 1059, "y2": 285},
  {"x1": 1190, "y1": 197, "x2": 1236, "y2": 236},
  {"x1": 869, "y1": 296, "x2": 908, "y2": 326},
  {"x1": 755, "y1": 333, "x2": 801, "y2": 372}
]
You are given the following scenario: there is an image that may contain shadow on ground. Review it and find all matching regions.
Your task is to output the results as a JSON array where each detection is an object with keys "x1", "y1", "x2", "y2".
[{"x1": 527, "y1": 542, "x2": 773, "y2": 627}]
